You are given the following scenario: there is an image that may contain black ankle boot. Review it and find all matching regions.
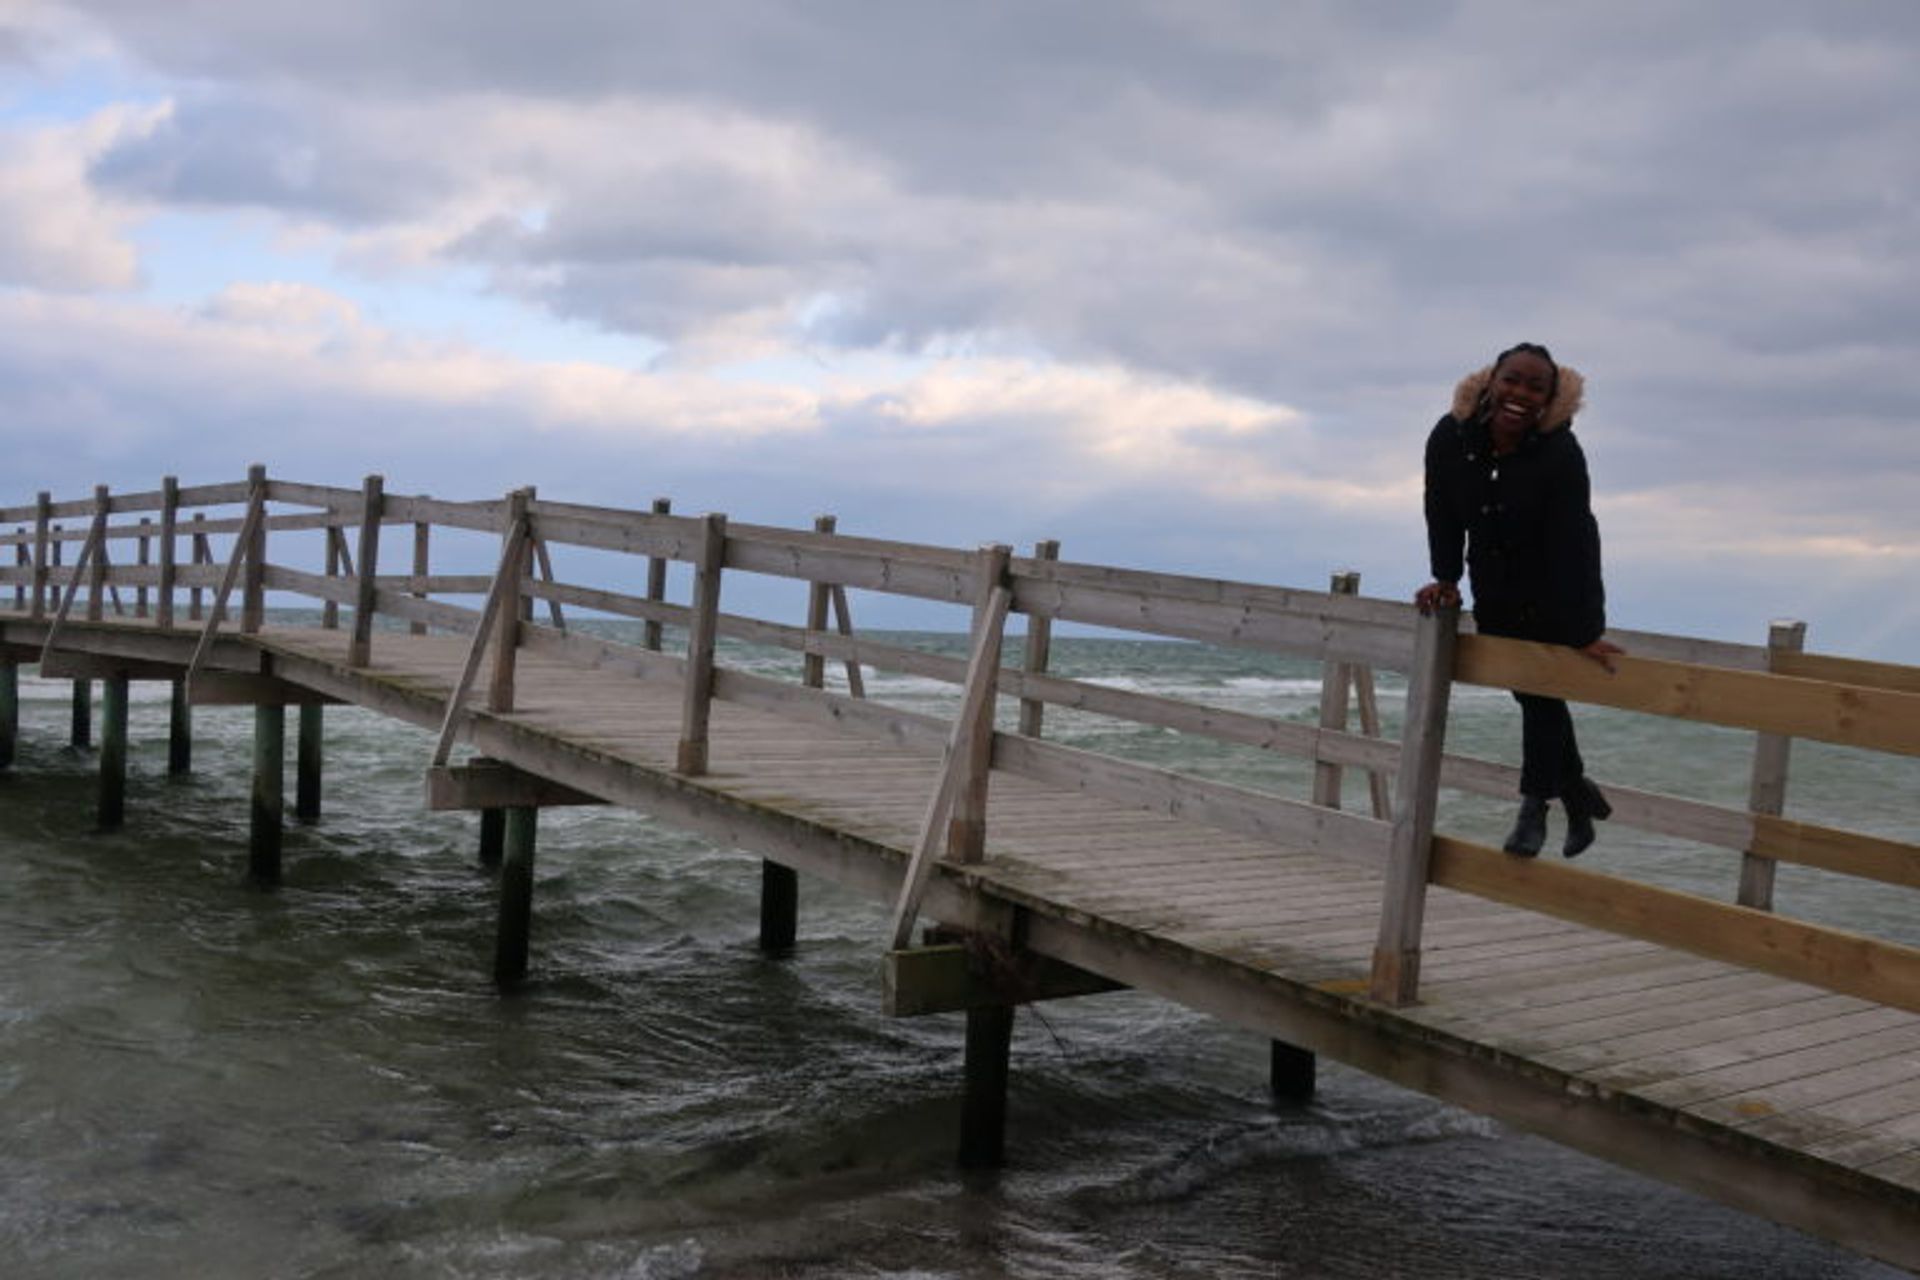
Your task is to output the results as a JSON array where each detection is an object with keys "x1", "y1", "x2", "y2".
[
  {"x1": 1503, "y1": 796, "x2": 1548, "y2": 857},
  {"x1": 1561, "y1": 777, "x2": 1610, "y2": 859}
]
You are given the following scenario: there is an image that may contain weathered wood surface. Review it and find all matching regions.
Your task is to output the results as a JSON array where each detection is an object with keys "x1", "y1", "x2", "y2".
[{"x1": 5, "y1": 611, "x2": 1920, "y2": 1265}]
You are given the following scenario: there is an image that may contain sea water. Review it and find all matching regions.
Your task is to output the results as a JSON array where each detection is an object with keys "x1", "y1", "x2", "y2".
[{"x1": 2, "y1": 631, "x2": 1913, "y2": 1279}]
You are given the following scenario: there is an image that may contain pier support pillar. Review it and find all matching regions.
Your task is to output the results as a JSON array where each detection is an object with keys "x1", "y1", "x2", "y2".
[
  {"x1": 250, "y1": 703, "x2": 285, "y2": 885},
  {"x1": 1269, "y1": 1040, "x2": 1316, "y2": 1104},
  {"x1": 958, "y1": 1004, "x2": 1015, "y2": 1168},
  {"x1": 98, "y1": 673, "x2": 130, "y2": 829},
  {"x1": 0, "y1": 662, "x2": 16, "y2": 769},
  {"x1": 70, "y1": 679, "x2": 92, "y2": 749},
  {"x1": 759, "y1": 861, "x2": 798, "y2": 954},
  {"x1": 167, "y1": 677, "x2": 191, "y2": 775},
  {"x1": 494, "y1": 806, "x2": 538, "y2": 987},
  {"x1": 295, "y1": 703, "x2": 324, "y2": 822},
  {"x1": 477, "y1": 808, "x2": 506, "y2": 870}
]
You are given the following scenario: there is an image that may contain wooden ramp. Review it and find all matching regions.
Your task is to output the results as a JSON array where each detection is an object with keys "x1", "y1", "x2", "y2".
[{"x1": 4, "y1": 472, "x2": 1920, "y2": 1270}]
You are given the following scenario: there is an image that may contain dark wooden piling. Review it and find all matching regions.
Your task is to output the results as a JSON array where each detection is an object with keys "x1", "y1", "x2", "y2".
[
  {"x1": 98, "y1": 673, "x2": 130, "y2": 829},
  {"x1": 1269, "y1": 1040, "x2": 1316, "y2": 1104},
  {"x1": 759, "y1": 861, "x2": 798, "y2": 954},
  {"x1": 167, "y1": 677, "x2": 191, "y2": 775},
  {"x1": 249, "y1": 703, "x2": 284, "y2": 884},
  {"x1": 477, "y1": 808, "x2": 506, "y2": 870},
  {"x1": 295, "y1": 703, "x2": 323, "y2": 822},
  {"x1": 958, "y1": 1004, "x2": 1015, "y2": 1168},
  {"x1": 494, "y1": 806, "x2": 537, "y2": 986},
  {"x1": 70, "y1": 679, "x2": 91, "y2": 749},
  {"x1": 0, "y1": 661, "x2": 17, "y2": 768}
]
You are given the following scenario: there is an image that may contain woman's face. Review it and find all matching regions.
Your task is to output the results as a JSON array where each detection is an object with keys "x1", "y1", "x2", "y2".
[{"x1": 1486, "y1": 351, "x2": 1556, "y2": 434}]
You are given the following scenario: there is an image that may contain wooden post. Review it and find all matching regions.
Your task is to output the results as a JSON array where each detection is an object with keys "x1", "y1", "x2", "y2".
[
  {"x1": 477, "y1": 807, "x2": 506, "y2": 870},
  {"x1": 0, "y1": 661, "x2": 16, "y2": 769},
  {"x1": 494, "y1": 806, "x2": 537, "y2": 987},
  {"x1": 1312, "y1": 570, "x2": 1360, "y2": 808},
  {"x1": 815, "y1": 520, "x2": 867, "y2": 697},
  {"x1": 409, "y1": 516, "x2": 431, "y2": 636},
  {"x1": 1270, "y1": 1040, "x2": 1316, "y2": 1104},
  {"x1": 49, "y1": 524, "x2": 87, "y2": 747},
  {"x1": 322, "y1": 523, "x2": 341, "y2": 630},
  {"x1": 11, "y1": 535, "x2": 23, "y2": 611},
  {"x1": 643, "y1": 496, "x2": 671, "y2": 651},
  {"x1": 759, "y1": 860, "x2": 798, "y2": 955},
  {"x1": 1738, "y1": 619, "x2": 1808, "y2": 911},
  {"x1": 295, "y1": 703, "x2": 324, "y2": 822},
  {"x1": 1368, "y1": 603, "x2": 1458, "y2": 1006},
  {"x1": 1018, "y1": 539, "x2": 1060, "y2": 738},
  {"x1": 30, "y1": 492, "x2": 50, "y2": 619},
  {"x1": 70, "y1": 680, "x2": 91, "y2": 750},
  {"x1": 250, "y1": 701, "x2": 285, "y2": 884},
  {"x1": 86, "y1": 487, "x2": 108, "y2": 622},
  {"x1": 802, "y1": 513, "x2": 835, "y2": 689},
  {"x1": 241, "y1": 464, "x2": 267, "y2": 634},
  {"x1": 157, "y1": 476, "x2": 178, "y2": 631},
  {"x1": 885, "y1": 573, "x2": 1015, "y2": 949},
  {"x1": 135, "y1": 518, "x2": 150, "y2": 618},
  {"x1": 676, "y1": 512, "x2": 726, "y2": 776},
  {"x1": 948, "y1": 543, "x2": 1011, "y2": 863},
  {"x1": 349, "y1": 474, "x2": 384, "y2": 667},
  {"x1": 958, "y1": 1003, "x2": 1015, "y2": 1168},
  {"x1": 487, "y1": 488, "x2": 532, "y2": 714},
  {"x1": 99, "y1": 672, "x2": 129, "y2": 829},
  {"x1": 1352, "y1": 665, "x2": 1393, "y2": 820},
  {"x1": 167, "y1": 676, "x2": 191, "y2": 775},
  {"x1": 190, "y1": 514, "x2": 209, "y2": 621},
  {"x1": 518, "y1": 486, "x2": 538, "y2": 628}
]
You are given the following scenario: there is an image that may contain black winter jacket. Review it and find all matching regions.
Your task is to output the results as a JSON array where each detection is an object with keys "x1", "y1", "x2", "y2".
[{"x1": 1423, "y1": 364, "x2": 1606, "y2": 649}]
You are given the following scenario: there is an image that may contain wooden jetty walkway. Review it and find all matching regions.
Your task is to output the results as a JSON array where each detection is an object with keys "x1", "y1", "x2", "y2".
[{"x1": 4, "y1": 470, "x2": 1920, "y2": 1270}]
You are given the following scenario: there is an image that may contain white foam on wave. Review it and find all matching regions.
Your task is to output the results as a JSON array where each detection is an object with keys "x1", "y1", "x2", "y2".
[
  {"x1": 1096, "y1": 1104, "x2": 1502, "y2": 1206},
  {"x1": 620, "y1": 1239, "x2": 705, "y2": 1279}
]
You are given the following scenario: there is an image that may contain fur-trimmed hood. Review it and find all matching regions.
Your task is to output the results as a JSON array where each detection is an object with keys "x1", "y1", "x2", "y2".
[{"x1": 1450, "y1": 362, "x2": 1586, "y2": 433}]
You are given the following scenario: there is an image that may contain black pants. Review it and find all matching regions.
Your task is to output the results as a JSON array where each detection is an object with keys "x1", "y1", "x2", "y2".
[{"x1": 1514, "y1": 692, "x2": 1584, "y2": 799}]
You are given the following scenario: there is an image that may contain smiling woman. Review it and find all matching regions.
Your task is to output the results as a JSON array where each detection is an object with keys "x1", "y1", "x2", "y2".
[{"x1": 1417, "y1": 342, "x2": 1623, "y2": 859}]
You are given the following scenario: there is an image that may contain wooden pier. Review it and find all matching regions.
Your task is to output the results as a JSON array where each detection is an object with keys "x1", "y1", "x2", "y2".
[{"x1": 4, "y1": 471, "x2": 1920, "y2": 1270}]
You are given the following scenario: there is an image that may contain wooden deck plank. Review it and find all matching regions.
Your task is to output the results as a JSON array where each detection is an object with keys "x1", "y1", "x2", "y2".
[
  {"x1": 1539, "y1": 1003, "x2": 1910, "y2": 1078},
  {"x1": 1623, "y1": 1019, "x2": 1920, "y2": 1105}
]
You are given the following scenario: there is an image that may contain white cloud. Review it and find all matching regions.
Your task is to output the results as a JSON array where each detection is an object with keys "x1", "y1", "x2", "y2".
[{"x1": 0, "y1": 102, "x2": 162, "y2": 289}]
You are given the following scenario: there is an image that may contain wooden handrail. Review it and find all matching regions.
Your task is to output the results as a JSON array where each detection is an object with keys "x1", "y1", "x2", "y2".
[{"x1": 1457, "y1": 634, "x2": 1920, "y2": 757}]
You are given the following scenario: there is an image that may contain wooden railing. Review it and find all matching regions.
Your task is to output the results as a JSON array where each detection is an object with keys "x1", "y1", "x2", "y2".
[{"x1": 3, "y1": 472, "x2": 1918, "y2": 1016}]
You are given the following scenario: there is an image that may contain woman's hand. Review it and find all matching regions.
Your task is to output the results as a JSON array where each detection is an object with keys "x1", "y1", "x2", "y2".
[
  {"x1": 1580, "y1": 638, "x2": 1624, "y2": 673},
  {"x1": 1414, "y1": 581, "x2": 1460, "y2": 615}
]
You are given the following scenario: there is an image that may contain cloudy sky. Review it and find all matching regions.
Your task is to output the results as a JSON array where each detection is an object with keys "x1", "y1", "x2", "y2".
[{"x1": 1, "y1": 2, "x2": 1916, "y2": 653}]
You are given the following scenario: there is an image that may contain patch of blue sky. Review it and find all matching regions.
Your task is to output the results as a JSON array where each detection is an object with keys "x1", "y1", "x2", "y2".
[
  {"x1": 130, "y1": 209, "x2": 665, "y2": 368},
  {"x1": 0, "y1": 51, "x2": 160, "y2": 124}
]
